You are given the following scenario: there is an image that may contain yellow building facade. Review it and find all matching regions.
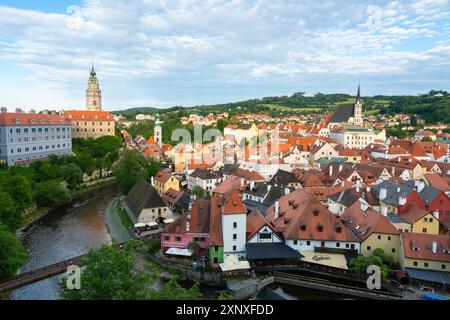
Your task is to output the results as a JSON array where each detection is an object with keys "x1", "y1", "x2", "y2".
[{"x1": 361, "y1": 232, "x2": 401, "y2": 262}]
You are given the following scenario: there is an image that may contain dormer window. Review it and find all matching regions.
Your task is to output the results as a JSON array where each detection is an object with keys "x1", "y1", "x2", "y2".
[
  {"x1": 40, "y1": 119, "x2": 45, "y2": 124},
  {"x1": 300, "y1": 223, "x2": 306, "y2": 231},
  {"x1": 15, "y1": 118, "x2": 20, "y2": 124},
  {"x1": 313, "y1": 209, "x2": 319, "y2": 216},
  {"x1": 336, "y1": 226, "x2": 342, "y2": 233},
  {"x1": 317, "y1": 224, "x2": 323, "y2": 232},
  {"x1": 30, "y1": 119, "x2": 35, "y2": 124}
]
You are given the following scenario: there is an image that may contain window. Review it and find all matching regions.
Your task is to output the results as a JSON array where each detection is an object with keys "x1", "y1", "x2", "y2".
[
  {"x1": 336, "y1": 242, "x2": 340, "y2": 248},
  {"x1": 293, "y1": 240, "x2": 298, "y2": 245},
  {"x1": 306, "y1": 241, "x2": 311, "y2": 246},
  {"x1": 378, "y1": 235, "x2": 381, "y2": 240},
  {"x1": 232, "y1": 245, "x2": 237, "y2": 251},
  {"x1": 424, "y1": 262, "x2": 429, "y2": 268},
  {"x1": 164, "y1": 236, "x2": 170, "y2": 241},
  {"x1": 388, "y1": 236, "x2": 391, "y2": 241},
  {"x1": 259, "y1": 233, "x2": 271, "y2": 240},
  {"x1": 233, "y1": 234, "x2": 237, "y2": 240},
  {"x1": 214, "y1": 246, "x2": 219, "y2": 252},
  {"x1": 392, "y1": 248, "x2": 396, "y2": 253},
  {"x1": 367, "y1": 246, "x2": 371, "y2": 251},
  {"x1": 442, "y1": 265, "x2": 446, "y2": 270},
  {"x1": 422, "y1": 228, "x2": 427, "y2": 233},
  {"x1": 233, "y1": 222, "x2": 237, "y2": 228},
  {"x1": 175, "y1": 236, "x2": 182, "y2": 242}
]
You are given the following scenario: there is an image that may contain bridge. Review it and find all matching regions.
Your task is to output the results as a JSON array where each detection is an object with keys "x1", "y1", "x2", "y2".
[
  {"x1": 0, "y1": 255, "x2": 84, "y2": 294},
  {"x1": 273, "y1": 271, "x2": 403, "y2": 300},
  {"x1": 0, "y1": 236, "x2": 159, "y2": 294}
]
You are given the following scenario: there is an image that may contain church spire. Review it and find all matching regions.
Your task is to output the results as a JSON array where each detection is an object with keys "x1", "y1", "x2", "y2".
[{"x1": 356, "y1": 80, "x2": 361, "y2": 102}]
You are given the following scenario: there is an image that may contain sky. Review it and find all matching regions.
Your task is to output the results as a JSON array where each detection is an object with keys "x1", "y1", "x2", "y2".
[{"x1": 0, "y1": 0, "x2": 449, "y2": 112}]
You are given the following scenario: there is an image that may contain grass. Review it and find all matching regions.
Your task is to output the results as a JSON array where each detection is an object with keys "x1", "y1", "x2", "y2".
[
  {"x1": 364, "y1": 109, "x2": 380, "y2": 115},
  {"x1": 258, "y1": 104, "x2": 323, "y2": 112},
  {"x1": 117, "y1": 207, "x2": 133, "y2": 229}
]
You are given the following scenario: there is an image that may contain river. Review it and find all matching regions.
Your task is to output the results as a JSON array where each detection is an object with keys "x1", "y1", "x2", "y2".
[{"x1": 10, "y1": 183, "x2": 119, "y2": 300}]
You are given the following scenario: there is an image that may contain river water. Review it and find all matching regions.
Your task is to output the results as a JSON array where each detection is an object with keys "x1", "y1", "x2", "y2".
[{"x1": 10, "y1": 183, "x2": 119, "y2": 300}]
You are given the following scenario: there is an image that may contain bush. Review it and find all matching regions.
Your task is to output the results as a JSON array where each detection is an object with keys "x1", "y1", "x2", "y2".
[{"x1": 33, "y1": 180, "x2": 70, "y2": 207}]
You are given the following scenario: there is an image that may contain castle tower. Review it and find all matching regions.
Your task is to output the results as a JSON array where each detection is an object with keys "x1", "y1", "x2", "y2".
[
  {"x1": 86, "y1": 63, "x2": 102, "y2": 111},
  {"x1": 154, "y1": 118, "x2": 163, "y2": 147},
  {"x1": 353, "y1": 82, "x2": 363, "y2": 125}
]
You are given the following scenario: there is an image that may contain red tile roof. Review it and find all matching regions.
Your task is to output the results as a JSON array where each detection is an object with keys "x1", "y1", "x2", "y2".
[
  {"x1": 222, "y1": 190, "x2": 247, "y2": 215},
  {"x1": 0, "y1": 112, "x2": 67, "y2": 126},
  {"x1": 64, "y1": 110, "x2": 114, "y2": 121},
  {"x1": 155, "y1": 170, "x2": 174, "y2": 183},
  {"x1": 341, "y1": 201, "x2": 399, "y2": 241},
  {"x1": 402, "y1": 232, "x2": 450, "y2": 262}
]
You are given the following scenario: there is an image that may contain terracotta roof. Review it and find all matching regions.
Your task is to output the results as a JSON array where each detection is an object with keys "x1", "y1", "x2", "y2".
[
  {"x1": 222, "y1": 190, "x2": 247, "y2": 215},
  {"x1": 0, "y1": 112, "x2": 67, "y2": 126},
  {"x1": 265, "y1": 189, "x2": 358, "y2": 242},
  {"x1": 164, "y1": 199, "x2": 210, "y2": 234},
  {"x1": 341, "y1": 201, "x2": 400, "y2": 241},
  {"x1": 402, "y1": 233, "x2": 450, "y2": 262},
  {"x1": 424, "y1": 173, "x2": 450, "y2": 192},
  {"x1": 233, "y1": 168, "x2": 265, "y2": 181},
  {"x1": 162, "y1": 188, "x2": 183, "y2": 205},
  {"x1": 64, "y1": 110, "x2": 114, "y2": 121},
  {"x1": 246, "y1": 209, "x2": 274, "y2": 240},
  {"x1": 209, "y1": 196, "x2": 224, "y2": 246},
  {"x1": 305, "y1": 182, "x2": 353, "y2": 202},
  {"x1": 214, "y1": 175, "x2": 244, "y2": 196},
  {"x1": 155, "y1": 170, "x2": 174, "y2": 183},
  {"x1": 399, "y1": 204, "x2": 432, "y2": 224}
]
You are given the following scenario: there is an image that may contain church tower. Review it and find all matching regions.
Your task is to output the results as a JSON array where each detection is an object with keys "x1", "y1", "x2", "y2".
[
  {"x1": 353, "y1": 82, "x2": 363, "y2": 125},
  {"x1": 86, "y1": 63, "x2": 102, "y2": 111},
  {"x1": 154, "y1": 118, "x2": 163, "y2": 147}
]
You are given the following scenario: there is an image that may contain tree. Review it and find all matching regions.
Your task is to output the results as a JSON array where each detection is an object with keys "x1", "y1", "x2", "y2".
[
  {"x1": 151, "y1": 277, "x2": 202, "y2": 300},
  {"x1": 61, "y1": 245, "x2": 152, "y2": 300},
  {"x1": 0, "y1": 192, "x2": 21, "y2": 231},
  {"x1": 58, "y1": 163, "x2": 83, "y2": 190},
  {"x1": 192, "y1": 186, "x2": 207, "y2": 198},
  {"x1": 148, "y1": 157, "x2": 162, "y2": 177},
  {"x1": 113, "y1": 150, "x2": 152, "y2": 194},
  {"x1": 33, "y1": 181, "x2": 70, "y2": 208},
  {"x1": 421, "y1": 136, "x2": 433, "y2": 142},
  {"x1": 0, "y1": 223, "x2": 28, "y2": 279},
  {"x1": 0, "y1": 172, "x2": 33, "y2": 212}
]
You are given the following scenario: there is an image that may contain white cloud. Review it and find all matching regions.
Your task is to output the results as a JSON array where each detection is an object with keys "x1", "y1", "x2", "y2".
[{"x1": 0, "y1": 0, "x2": 449, "y2": 109}]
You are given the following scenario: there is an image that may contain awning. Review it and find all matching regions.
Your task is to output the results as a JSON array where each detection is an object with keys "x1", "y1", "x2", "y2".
[
  {"x1": 165, "y1": 248, "x2": 194, "y2": 257},
  {"x1": 299, "y1": 251, "x2": 349, "y2": 270},
  {"x1": 134, "y1": 223, "x2": 146, "y2": 228},
  {"x1": 405, "y1": 268, "x2": 450, "y2": 285},
  {"x1": 220, "y1": 254, "x2": 250, "y2": 272},
  {"x1": 163, "y1": 218, "x2": 175, "y2": 224},
  {"x1": 246, "y1": 243, "x2": 301, "y2": 260},
  {"x1": 146, "y1": 222, "x2": 158, "y2": 227}
]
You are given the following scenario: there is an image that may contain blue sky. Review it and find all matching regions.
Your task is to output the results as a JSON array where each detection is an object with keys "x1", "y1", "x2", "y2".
[{"x1": 0, "y1": 0, "x2": 449, "y2": 111}]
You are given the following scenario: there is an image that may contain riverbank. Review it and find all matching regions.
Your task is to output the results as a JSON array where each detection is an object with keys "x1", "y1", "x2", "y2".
[
  {"x1": 18, "y1": 177, "x2": 117, "y2": 236},
  {"x1": 104, "y1": 198, "x2": 133, "y2": 243}
]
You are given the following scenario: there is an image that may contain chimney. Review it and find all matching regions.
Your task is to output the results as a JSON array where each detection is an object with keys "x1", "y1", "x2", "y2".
[
  {"x1": 356, "y1": 180, "x2": 361, "y2": 193},
  {"x1": 432, "y1": 241, "x2": 437, "y2": 254},
  {"x1": 417, "y1": 181, "x2": 425, "y2": 193},
  {"x1": 433, "y1": 211, "x2": 440, "y2": 220},
  {"x1": 360, "y1": 201, "x2": 369, "y2": 212},
  {"x1": 329, "y1": 165, "x2": 333, "y2": 176},
  {"x1": 339, "y1": 165, "x2": 343, "y2": 172},
  {"x1": 285, "y1": 187, "x2": 290, "y2": 195},
  {"x1": 240, "y1": 177, "x2": 245, "y2": 188},
  {"x1": 399, "y1": 196, "x2": 406, "y2": 206},
  {"x1": 151, "y1": 176, "x2": 155, "y2": 186},
  {"x1": 379, "y1": 188, "x2": 387, "y2": 200},
  {"x1": 274, "y1": 200, "x2": 279, "y2": 220},
  {"x1": 267, "y1": 184, "x2": 272, "y2": 191},
  {"x1": 366, "y1": 186, "x2": 371, "y2": 192},
  {"x1": 381, "y1": 206, "x2": 388, "y2": 216},
  {"x1": 341, "y1": 180, "x2": 345, "y2": 188},
  {"x1": 250, "y1": 180, "x2": 255, "y2": 191}
]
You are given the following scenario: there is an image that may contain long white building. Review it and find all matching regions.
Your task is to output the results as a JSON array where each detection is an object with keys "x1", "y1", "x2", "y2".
[{"x1": 0, "y1": 112, "x2": 72, "y2": 166}]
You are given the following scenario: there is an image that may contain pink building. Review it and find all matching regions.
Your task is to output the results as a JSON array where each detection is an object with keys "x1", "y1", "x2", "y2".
[{"x1": 161, "y1": 199, "x2": 211, "y2": 253}]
